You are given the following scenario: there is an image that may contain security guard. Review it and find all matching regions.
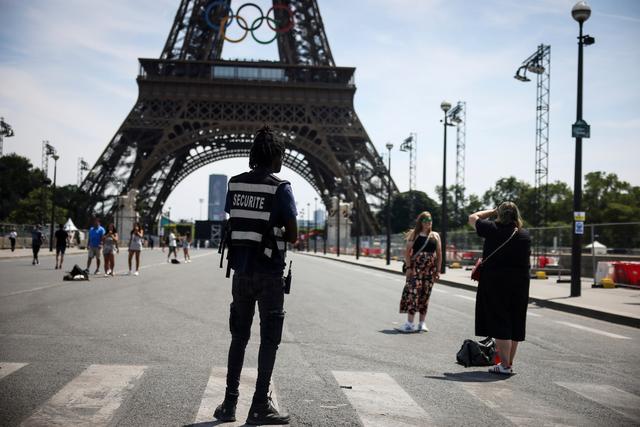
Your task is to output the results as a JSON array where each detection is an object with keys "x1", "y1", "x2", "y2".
[{"x1": 215, "y1": 126, "x2": 297, "y2": 425}]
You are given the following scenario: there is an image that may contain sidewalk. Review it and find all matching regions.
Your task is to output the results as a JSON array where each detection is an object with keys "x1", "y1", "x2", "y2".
[
  {"x1": 0, "y1": 247, "x2": 86, "y2": 259},
  {"x1": 299, "y1": 251, "x2": 640, "y2": 328}
]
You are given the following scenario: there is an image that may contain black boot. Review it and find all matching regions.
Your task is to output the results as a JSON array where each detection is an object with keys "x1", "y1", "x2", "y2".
[
  {"x1": 213, "y1": 399, "x2": 237, "y2": 423},
  {"x1": 246, "y1": 397, "x2": 290, "y2": 425}
]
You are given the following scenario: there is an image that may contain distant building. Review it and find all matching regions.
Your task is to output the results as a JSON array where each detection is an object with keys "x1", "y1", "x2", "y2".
[
  {"x1": 208, "y1": 174, "x2": 227, "y2": 221},
  {"x1": 314, "y1": 209, "x2": 325, "y2": 226}
]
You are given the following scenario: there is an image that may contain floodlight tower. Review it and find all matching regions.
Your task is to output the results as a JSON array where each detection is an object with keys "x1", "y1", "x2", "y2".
[
  {"x1": 399, "y1": 133, "x2": 417, "y2": 222},
  {"x1": 0, "y1": 117, "x2": 15, "y2": 156},
  {"x1": 446, "y1": 102, "x2": 466, "y2": 215},
  {"x1": 515, "y1": 44, "x2": 551, "y2": 228}
]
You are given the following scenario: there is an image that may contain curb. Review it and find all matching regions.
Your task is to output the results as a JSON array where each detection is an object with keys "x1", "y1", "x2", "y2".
[
  {"x1": 0, "y1": 250, "x2": 87, "y2": 260},
  {"x1": 298, "y1": 252, "x2": 640, "y2": 329}
]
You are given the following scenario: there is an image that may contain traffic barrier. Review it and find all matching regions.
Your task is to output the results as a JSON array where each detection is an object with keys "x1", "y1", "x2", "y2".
[
  {"x1": 535, "y1": 271, "x2": 547, "y2": 280},
  {"x1": 613, "y1": 261, "x2": 640, "y2": 288},
  {"x1": 600, "y1": 277, "x2": 616, "y2": 288}
]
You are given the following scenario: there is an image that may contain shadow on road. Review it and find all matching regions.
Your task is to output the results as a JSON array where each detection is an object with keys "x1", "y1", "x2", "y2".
[
  {"x1": 425, "y1": 371, "x2": 511, "y2": 383},
  {"x1": 184, "y1": 421, "x2": 250, "y2": 427},
  {"x1": 378, "y1": 329, "x2": 422, "y2": 335}
]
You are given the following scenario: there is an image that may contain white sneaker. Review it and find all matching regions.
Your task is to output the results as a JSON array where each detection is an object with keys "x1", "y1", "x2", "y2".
[
  {"x1": 418, "y1": 322, "x2": 429, "y2": 332},
  {"x1": 134, "y1": 271, "x2": 139, "y2": 276},
  {"x1": 399, "y1": 321, "x2": 415, "y2": 333}
]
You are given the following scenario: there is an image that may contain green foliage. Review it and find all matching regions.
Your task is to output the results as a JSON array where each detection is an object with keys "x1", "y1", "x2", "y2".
[
  {"x1": 7, "y1": 187, "x2": 68, "y2": 225},
  {"x1": 377, "y1": 190, "x2": 439, "y2": 233},
  {"x1": 0, "y1": 154, "x2": 48, "y2": 220},
  {"x1": 54, "y1": 185, "x2": 92, "y2": 228}
]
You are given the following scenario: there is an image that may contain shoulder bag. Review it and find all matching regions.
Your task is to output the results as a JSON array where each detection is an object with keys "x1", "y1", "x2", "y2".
[
  {"x1": 471, "y1": 228, "x2": 518, "y2": 281},
  {"x1": 402, "y1": 234, "x2": 430, "y2": 273}
]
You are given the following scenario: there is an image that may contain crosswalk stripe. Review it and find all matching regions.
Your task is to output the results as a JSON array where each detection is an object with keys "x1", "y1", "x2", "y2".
[
  {"x1": 454, "y1": 294, "x2": 476, "y2": 302},
  {"x1": 460, "y1": 381, "x2": 587, "y2": 426},
  {"x1": 21, "y1": 364, "x2": 146, "y2": 427},
  {"x1": 554, "y1": 321, "x2": 631, "y2": 339},
  {"x1": 333, "y1": 371, "x2": 433, "y2": 426},
  {"x1": 195, "y1": 367, "x2": 284, "y2": 426},
  {"x1": 0, "y1": 362, "x2": 28, "y2": 380},
  {"x1": 556, "y1": 382, "x2": 640, "y2": 423}
]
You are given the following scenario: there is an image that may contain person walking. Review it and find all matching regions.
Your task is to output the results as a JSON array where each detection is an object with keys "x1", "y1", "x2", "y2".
[
  {"x1": 102, "y1": 223, "x2": 119, "y2": 276},
  {"x1": 398, "y1": 211, "x2": 441, "y2": 333},
  {"x1": 182, "y1": 233, "x2": 192, "y2": 263},
  {"x1": 8, "y1": 229, "x2": 17, "y2": 252},
  {"x1": 31, "y1": 225, "x2": 44, "y2": 265},
  {"x1": 54, "y1": 224, "x2": 69, "y2": 270},
  {"x1": 214, "y1": 126, "x2": 297, "y2": 425},
  {"x1": 148, "y1": 235, "x2": 154, "y2": 250},
  {"x1": 87, "y1": 217, "x2": 105, "y2": 274},
  {"x1": 468, "y1": 202, "x2": 531, "y2": 375},
  {"x1": 167, "y1": 230, "x2": 178, "y2": 262},
  {"x1": 128, "y1": 223, "x2": 144, "y2": 275}
]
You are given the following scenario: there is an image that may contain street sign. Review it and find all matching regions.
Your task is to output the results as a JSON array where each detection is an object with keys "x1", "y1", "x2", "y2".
[
  {"x1": 575, "y1": 221, "x2": 584, "y2": 235},
  {"x1": 574, "y1": 211, "x2": 586, "y2": 221},
  {"x1": 572, "y1": 120, "x2": 590, "y2": 138}
]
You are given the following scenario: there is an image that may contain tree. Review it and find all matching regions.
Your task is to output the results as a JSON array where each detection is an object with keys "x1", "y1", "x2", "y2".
[
  {"x1": 482, "y1": 177, "x2": 536, "y2": 225},
  {"x1": 0, "y1": 154, "x2": 48, "y2": 221},
  {"x1": 7, "y1": 187, "x2": 68, "y2": 226},
  {"x1": 54, "y1": 185, "x2": 92, "y2": 228},
  {"x1": 377, "y1": 190, "x2": 440, "y2": 234}
]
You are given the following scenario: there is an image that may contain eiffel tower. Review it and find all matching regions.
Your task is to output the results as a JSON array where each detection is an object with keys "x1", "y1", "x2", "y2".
[{"x1": 82, "y1": 0, "x2": 395, "y2": 233}]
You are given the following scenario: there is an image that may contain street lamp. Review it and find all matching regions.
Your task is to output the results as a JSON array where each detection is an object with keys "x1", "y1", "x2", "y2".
[
  {"x1": 314, "y1": 197, "x2": 318, "y2": 253},
  {"x1": 385, "y1": 142, "x2": 393, "y2": 265},
  {"x1": 199, "y1": 198, "x2": 204, "y2": 220},
  {"x1": 440, "y1": 100, "x2": 454, "y2": 274},
  {"x1": 306, "y1": 202, "x2": 311, "y2": 252},
  {"x1": 335, "y1": 177, "x2": 342, "y2": 257},
  {"x1": 570, "y1": 0, "x2": 594, "y2": 297},
  {"x1": 49, "y1": 154, "x2": 59, "y2": 251},
  {"x1": 322, "y1": 189, "x2": 329, "y2": 254}
]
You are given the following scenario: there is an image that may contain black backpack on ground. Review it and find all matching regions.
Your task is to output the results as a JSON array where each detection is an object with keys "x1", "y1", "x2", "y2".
[
  {"x1": 63, "y1": 264, "x2": 89, "y2": 281},
  {"x1": 456, "y1": 337, "x2": 496, "y2": 367}
]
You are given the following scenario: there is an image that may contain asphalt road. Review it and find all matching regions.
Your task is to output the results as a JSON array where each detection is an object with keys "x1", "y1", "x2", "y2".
[{"x1": 1, "y1": 249, "x2": 639, "y2": 426}]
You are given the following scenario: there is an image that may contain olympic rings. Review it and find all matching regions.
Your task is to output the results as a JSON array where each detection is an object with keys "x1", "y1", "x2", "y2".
[{"x1": 203, "y1": 1, "x2": 295, "y2": 44}]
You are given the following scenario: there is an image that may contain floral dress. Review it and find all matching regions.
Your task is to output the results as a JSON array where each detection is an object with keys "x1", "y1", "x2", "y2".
[{"x1": 399, "y1": 235, "x2": 437, "y2": 315}]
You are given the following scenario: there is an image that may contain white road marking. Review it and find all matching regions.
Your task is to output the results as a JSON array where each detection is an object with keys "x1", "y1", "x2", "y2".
[
  {"x1": 0, "y1": 362, "x2": 28, "y2": 380},
  {"x1": 460, "y1": 381, "x2": 587, "y2": 426},
  {"x1": 527, "y1": 312, "x2": 542, "y2": 317},
  {"x1": 554, "y1": 321, "x2": 631, "y2": 340},
  {"x1": 556, "y1": 382, "x2": 640, "y2": 423},
  {"x1": 195, "y1": 367, "x2": 285, "y2": 426},
  {"x1": 333, "y1": 371, "x2": 433, "y2": 426},
  {"x1": 454, "y1": 294, "x2": 476, "y2": 302},
  {"x1": 432, "y1": 288, "x2": 449, "y2": 294},
  {"x1": 22, "y1": 364, "x2": 146, "y2": 427}
]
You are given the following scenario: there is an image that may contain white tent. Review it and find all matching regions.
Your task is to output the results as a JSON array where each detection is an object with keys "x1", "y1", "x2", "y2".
[
  {"x1": 584, "y1": 240, "x2": 607, "y2": 255},
  {"x1": 63, "y1": 218, "x2": 78, "y2": 231}
]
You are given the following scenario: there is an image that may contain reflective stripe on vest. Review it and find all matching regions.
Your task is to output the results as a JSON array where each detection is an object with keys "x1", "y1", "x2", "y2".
[{"x1": 228, "y1": 182, "x2": 279, "y2": 194}]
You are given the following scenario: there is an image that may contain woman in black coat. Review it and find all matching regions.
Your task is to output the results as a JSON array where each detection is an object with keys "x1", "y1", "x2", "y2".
[{"x1": 468, "y1": 202, "x2": 531, "y2": 375}]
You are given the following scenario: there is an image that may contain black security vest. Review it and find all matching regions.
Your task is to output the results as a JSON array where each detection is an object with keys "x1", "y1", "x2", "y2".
[{"x1": 227, "y1": 171, "x2": 289, "y2": 259}]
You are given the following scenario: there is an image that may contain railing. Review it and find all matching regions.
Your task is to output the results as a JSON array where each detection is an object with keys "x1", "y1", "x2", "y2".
[{"x1": 138, "y1": 58, "x2": 356, "y2": 87}]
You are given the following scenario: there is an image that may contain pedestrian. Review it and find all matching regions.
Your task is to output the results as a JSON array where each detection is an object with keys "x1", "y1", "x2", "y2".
[
  {"x1": 31, "y1": 225, "x2": 45, "y2": 265},
  {"x1": 214, "y1": 126, "x2": 297, "y2": 425},
  {"x1": 398, "y1": 211, "x2": 441, "y2": 333},
  {"x1": 166, "y1": 230, "x2": 177, "y2": 262},
  {"x1": 102, "y1": 223, "x2": 119, "y2": 276},
  {"x1": 87, "y1": 217, "x2": 105, "y2": 274},
  {"x1": 149, "y1": 235, "x2": 154, "y2": 250},
  {"x1": 468, "y1": 202, "x2": 531, "y2": 375},
  {"x1": 182, "y1": 233, "x2": 192, "y2": 263},
  {"x1": 54, "y1": 224, "x2": 69, "y2": 270},
  {"x1": 128, "y1": 223, "x2": 144, "y2": 275},
  {"x1": 8, "y1": 228, "x2": 17, "y2": 252}
]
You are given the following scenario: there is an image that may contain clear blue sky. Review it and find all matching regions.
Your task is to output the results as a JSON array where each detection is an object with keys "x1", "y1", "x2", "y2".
[{"x1": 1, "y1": 0, "x2": 639, "y2": 222}]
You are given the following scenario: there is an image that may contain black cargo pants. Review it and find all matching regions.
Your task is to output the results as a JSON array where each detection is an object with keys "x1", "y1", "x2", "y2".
[{"x1": 225, "y1": 272, "x2": 285, "y2": 404}]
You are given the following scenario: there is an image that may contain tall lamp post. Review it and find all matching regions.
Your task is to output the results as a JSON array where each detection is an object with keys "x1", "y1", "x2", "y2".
[
  {"x1": 49, "y1": 154, "x2": 59, "y2": 251},
  {"x1": 385, "y1": 142, "x2": 393, "y2": 265},
  {"x1": 314, "y1": 197, "x2": 318, "y2": 253},
  {"x1": 334, "y1": 178, "x2": 342, "y2": 257},
  {"x1": 570, "y1": 0, "x2": 594, "y2": 297},
  {"x1": 306, "y1": 202, "x2": 311, "y2": 251},
  {"x1": 199, "y1": 198, "x2": 204, "y2": 220},
  {"x1": 323, "y1": 189, "x2": 329, "y2": 254},
  {"x1": 440, "y1": 101, "x2": 454, "y2": 274}
]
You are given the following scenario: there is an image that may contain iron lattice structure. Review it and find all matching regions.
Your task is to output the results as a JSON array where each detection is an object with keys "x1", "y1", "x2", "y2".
[
  {"x1": 515, "y1": 44, "x2": 551, "y2": 226},
  {"x1": 82, "y1": 0, "x2": 394, "y2": 233}
]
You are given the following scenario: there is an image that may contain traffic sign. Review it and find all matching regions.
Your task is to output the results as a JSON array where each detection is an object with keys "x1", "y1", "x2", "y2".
[
  {"x1": 572, "y1": 120, "x2": 590, "y2": 138},
  {"x1": 575, "y1": 221, "x2": 584, "y2": 235},
  {"x1": 574, "y1": 211, "x2": 586, "y2": 221}
]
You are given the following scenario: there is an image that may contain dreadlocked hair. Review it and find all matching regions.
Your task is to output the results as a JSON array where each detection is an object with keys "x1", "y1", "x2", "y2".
[{"x1": 249, "y1": 125, "x2": 285, "y2": 170}]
